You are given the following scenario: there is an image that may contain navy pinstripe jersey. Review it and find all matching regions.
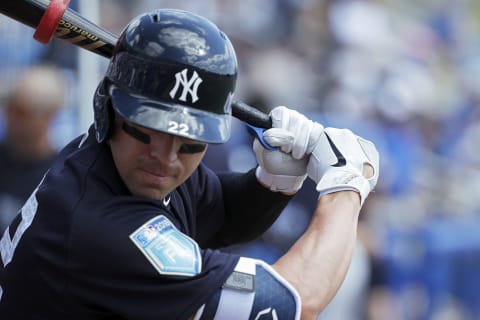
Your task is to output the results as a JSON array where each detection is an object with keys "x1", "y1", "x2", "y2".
[{"x1": 0, "y1": 127, "x2": 240, "y2": 320}]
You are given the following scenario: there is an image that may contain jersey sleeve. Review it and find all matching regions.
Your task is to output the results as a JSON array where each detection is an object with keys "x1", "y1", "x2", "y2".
[
  {"x1": 206, "y1": 168, "x2": 294, "y2": 247},
  {"x1": 70, "y1": 198, "x2": 239, "y2": 320},
  {"x1": 182, "y1": 164, "x2": 294, "y2": 248}
]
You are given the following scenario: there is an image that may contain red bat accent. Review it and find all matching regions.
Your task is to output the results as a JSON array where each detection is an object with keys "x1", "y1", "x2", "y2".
[{"x1": 33, "y1": 0, "x2": 70, "y2": 43}]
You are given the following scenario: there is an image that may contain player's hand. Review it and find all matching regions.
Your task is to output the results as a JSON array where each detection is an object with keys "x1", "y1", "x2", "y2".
[
  {"x1": 266, "y1": 106, "x2": 324, "y2": 159},
  {"x1": 306, "y1": 128, "x2": 379, "y2": 205},
  {"x1": 253, "y1": 106, "x2": 323, "y2": 194}
]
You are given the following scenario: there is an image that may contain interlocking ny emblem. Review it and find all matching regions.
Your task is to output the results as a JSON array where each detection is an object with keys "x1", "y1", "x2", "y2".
[{"x1": 169, "y1": 68, "x2": 203, "y2": 103}]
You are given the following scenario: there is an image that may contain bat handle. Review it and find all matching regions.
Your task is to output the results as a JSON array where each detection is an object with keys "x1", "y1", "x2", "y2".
[
  {"x1": 231, "y1": 100, "x2": 277, "y2": 150},
  {"x1": 232, "y1": 100, "x2": 272, "y2": 129}
]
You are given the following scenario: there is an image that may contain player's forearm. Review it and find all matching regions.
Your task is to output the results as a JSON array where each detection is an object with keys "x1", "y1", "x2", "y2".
[
  {"x1": 272, "y1": 191, "x2": 361, "y2": 320},
  {"x1": 212, "y1": 169, "x2": 292, "y2": 246}
]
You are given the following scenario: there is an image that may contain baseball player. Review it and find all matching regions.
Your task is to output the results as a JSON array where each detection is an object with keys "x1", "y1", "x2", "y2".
[{"x1": 0, "y1": 9, "x2": 379, "y2": 320}]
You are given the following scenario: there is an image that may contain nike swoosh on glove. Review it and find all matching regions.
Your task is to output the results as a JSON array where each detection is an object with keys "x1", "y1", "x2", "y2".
[{"x1": 307, "y1": 128, "x2": 379, "y2": 205}]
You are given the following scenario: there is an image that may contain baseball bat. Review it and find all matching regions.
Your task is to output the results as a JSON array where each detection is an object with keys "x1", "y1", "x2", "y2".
[{"x1": 0, "y1": 0, "x2": 272, "y2": 129}]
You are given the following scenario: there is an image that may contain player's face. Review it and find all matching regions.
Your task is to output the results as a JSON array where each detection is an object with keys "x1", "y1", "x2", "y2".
[{"x1": 109, "y1": 120, "x2": 208, "y2": 200}]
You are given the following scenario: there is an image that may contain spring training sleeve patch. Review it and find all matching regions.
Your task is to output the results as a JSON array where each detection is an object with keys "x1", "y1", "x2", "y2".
[
  {"x1": 194, "y1": 257, "x2": 301, "y2": 320},
  {"x1": 129, "y1": 215, "x2": 201, "y2": 277}
]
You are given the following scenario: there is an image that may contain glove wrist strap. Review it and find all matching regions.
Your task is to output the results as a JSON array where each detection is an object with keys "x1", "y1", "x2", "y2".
[
  {"x1": 316, "y1": 167, "x2": 371, "y2": 205},
  {"x1": 256, "y1": 166, "x2": 307, "y2": 194}
]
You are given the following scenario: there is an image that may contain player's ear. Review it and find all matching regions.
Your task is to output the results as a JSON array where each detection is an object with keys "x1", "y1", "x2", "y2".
[{"x1": 93, "y1": 79, "x2": 114, "y2": 143}]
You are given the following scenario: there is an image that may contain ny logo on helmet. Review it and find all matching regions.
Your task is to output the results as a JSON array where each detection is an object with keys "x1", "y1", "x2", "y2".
[{"x1": 169, "y1": 68, "x2": 203, "y2": 103}]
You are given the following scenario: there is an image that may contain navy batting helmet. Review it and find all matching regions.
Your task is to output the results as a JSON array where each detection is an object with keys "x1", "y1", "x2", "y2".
[{"x1": 93, "y1": 9, "x2": 238, "y2": 143}]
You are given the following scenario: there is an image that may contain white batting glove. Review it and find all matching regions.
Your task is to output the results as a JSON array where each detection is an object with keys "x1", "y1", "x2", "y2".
[
  {"x1": 267, "y1": 106, "x2": 324, "y2": 159},
  {"x1": 307, "y1": 128, "x2": 379, "y2": 205},
  {"x1": 254, "y1": 106, "x2": 323, "y2": 194},
  {"x1": 254, "y1": 139, "x2": 308, "y2": 194}
]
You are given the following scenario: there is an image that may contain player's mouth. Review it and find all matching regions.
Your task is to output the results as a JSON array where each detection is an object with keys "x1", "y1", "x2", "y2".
[{"x1": 137, "y1": 167, "x2": 174, "y2": 185}]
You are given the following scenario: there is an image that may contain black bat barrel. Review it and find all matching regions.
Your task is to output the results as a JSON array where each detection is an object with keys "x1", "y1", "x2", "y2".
[{"x1": 0, "y1": 0, "x2": 46, "y2": 29}]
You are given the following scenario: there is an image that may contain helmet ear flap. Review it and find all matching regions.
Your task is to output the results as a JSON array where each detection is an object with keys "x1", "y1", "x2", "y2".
[{"x1": 93, "y1": 79, "x2": 114, "y2": 143}]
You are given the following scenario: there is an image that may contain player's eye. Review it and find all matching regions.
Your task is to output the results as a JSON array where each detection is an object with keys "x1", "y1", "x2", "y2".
[
  {"x1": 122, "y1": 122, "x2": 206, "y2": 154},
  {"x1": 122, "y1": 122, "x2": 150, "y2": 144},
  {"x1": 178, "y1": 143, "x2": 206, "y2": 154}
]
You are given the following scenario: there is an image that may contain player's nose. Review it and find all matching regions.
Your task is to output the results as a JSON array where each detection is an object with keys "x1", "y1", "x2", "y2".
[{"x1": 148, "y1": 133, "x2": 180, "y2": 162}]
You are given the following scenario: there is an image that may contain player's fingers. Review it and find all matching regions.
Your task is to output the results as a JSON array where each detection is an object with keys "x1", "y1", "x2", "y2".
[
  {"x1": 270, "y1": 106, "x2": 290, "y2": 130},
  {"x1": 290, "y1": 116, "x2": 311, "y2": 159},
  {"x1": 263, "y1": 128, "x2": 295, "y2": 153}
]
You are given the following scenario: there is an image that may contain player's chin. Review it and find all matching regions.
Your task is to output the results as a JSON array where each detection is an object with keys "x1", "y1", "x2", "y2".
[
  {"x1": 128, "y1": 176, "x2": 175, "y2": 200},
  {"x1": 131, "y1": 184, "x2": 172, "y2": 200}
]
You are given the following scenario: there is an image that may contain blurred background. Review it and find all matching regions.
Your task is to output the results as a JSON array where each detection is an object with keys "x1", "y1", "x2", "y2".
[{"x1": 1, "y1": 0, "x2": 480, "y2": 319}]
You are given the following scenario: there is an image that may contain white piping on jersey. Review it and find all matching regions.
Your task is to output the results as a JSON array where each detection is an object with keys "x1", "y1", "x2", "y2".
[
  {"x1": 78, "y1": 131, "x2": 89, "y2": 148},
  {"x1": 0, "y1": 191, "x2": 38, "y2": 267}
]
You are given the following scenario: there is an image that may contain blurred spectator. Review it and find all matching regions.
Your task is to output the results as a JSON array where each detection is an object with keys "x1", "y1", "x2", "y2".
[
  {"x1": 0, "y1": 64, "x2": 67, "y2": 231},
  {"x1": 0, "y1": 16, "x2": 48, "y2": 80}
]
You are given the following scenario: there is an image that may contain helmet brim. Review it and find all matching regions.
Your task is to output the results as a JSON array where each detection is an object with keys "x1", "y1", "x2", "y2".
[{"x1": 109, "y1": 85, "x2": 231, "y2": 144}]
